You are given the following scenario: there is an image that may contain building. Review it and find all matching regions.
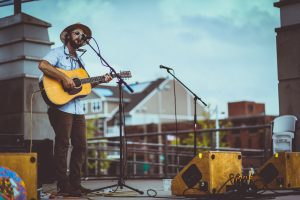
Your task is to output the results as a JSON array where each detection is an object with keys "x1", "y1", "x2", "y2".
[
  {"x1": 82, "y1": 77, "x2": 206, "y2": 137},
  {"x1": 225, "y1": 101, "x2": 275, "y2": 149}
]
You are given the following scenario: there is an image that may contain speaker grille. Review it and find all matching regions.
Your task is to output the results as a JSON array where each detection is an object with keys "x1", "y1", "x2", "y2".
[
  {"x1": 182, "y1": 164, "x2": 202, "y2": 188},
  {"x1": 259, "y1": 163, "x2": 279, "y2": 184}
]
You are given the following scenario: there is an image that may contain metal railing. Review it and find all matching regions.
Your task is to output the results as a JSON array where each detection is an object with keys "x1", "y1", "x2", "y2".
[{"x1": 84, "y1": 124, "x2": 271, "y2": 179}]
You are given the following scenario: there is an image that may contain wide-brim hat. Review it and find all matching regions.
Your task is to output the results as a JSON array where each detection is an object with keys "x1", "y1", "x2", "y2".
[{"x1": 60, "y1": 23, "x2": 92, "y2": 46}]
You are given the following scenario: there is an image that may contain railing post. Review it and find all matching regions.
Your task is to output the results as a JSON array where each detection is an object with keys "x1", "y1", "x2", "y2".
[
  {"x1": 164, "y1": 134, "x2": 168, "y2": 178},
  {"x1": 85, "y1": 142, "x2": 89, "y2": 177},
  {"x1": 133, "y1": 148, "x2": 137, "y2": 177},
  {"x1": 211, "y1": 131, "x2": 216, "y2": 151},
  {"x1": 95, "y1": 143, "x2": 99, "y2": 176},
  {"x1": 264, "y1": 125, "x2": 271, "y2": 162}
]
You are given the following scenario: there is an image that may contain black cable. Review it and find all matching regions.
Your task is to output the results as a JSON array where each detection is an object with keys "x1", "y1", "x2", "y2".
[
  {"x1": 146, "y1": 189, "x2": 157, "y2": 197},
  {"x1": 217, "y1": 173, "x2": 235, "y2": 194},
  {"x1": 90, "y1": 37, "x2": 109, "y2": 68},
  {"x1": 172, "y1": 71, "x2": 179, "y2": 172},
  {"x1": 121, "y1": 87, "x2": 128, "y2": 178}
]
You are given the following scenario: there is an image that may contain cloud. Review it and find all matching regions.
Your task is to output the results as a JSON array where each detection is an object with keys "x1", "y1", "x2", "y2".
[{"x1": 1, "y1": 0, "x2": 280, "y2": 115}]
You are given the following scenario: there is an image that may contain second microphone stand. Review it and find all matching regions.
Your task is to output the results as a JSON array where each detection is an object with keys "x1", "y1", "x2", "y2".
[
  {"x1": 85, "y1": 39, "x2": 143, "y2": 195},
  {"x1": 164, "y1": 68, "x2": 207, "y2": 156}
]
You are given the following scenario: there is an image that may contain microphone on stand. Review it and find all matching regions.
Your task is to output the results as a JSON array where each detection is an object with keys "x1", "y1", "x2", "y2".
[
  {"x1": 159, "y1": 65, "x2": 173, "y2": 71},
  {"x1": 81, "y1": 34, "x2": 92, "y2": 41}
]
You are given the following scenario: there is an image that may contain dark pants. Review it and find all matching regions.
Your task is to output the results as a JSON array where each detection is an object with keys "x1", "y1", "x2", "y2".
[{"x1": 48, "y1": 107, "x2": 86, "y2": 190}]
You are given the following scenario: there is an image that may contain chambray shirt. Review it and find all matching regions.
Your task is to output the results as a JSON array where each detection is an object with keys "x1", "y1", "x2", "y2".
[{"x1": 42, "y1": 46, "x2": 85, "y2": 115}]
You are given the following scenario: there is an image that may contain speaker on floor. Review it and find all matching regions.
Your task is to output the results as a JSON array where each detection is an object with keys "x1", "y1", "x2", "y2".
[
  {"x1": 0, "y1": 153, "x2": 38, "y2": 200},
  {"x1": 25, "y1": 139, "x2": 55, "y2": 185},
  {"x1": 171, "y1": 151, "x2": 242, "y2": 196},
  {"x1": 254, "y1": 152, "x2": 300, "y2": 190}
]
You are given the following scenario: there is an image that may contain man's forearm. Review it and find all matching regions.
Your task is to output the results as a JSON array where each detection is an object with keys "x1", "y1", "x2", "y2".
[{"x1": 38, "y1": 60, "x2": 66, "y2": 81}]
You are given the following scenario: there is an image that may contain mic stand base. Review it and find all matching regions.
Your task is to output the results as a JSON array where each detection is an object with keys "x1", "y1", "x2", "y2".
[
  {"x1": 86, "y1": 82, "x2": 143, "y2": 196},
  {"x1": 89, "y1": 179, "x2": 144, "y2": 194}
]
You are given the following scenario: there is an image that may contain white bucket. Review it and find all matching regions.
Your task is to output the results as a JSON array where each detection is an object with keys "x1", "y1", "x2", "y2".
[{"x1": 162, "y1": 179, "x2": 172, "y2": 191}]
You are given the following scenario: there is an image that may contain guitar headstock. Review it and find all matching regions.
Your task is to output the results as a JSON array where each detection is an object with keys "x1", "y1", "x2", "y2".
[{"x1": 119, "y1": 71, "x2": 132, "y2": 79}]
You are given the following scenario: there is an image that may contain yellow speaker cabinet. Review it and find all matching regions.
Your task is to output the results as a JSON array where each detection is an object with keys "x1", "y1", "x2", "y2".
[
  {"x1": 254, "y1": 152, "x2": 300, "y2": 190},
  {"x1": 0, "y1": 153, "x2": 38, "y2": 200},
  {"x1": 171, "y1": 151, "x2": 242, "y2": 196}
]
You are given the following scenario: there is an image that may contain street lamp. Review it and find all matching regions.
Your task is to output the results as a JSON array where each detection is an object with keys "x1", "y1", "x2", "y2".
[{"x1": 212, "y1": 106, "x2": 225, "y2": 149}]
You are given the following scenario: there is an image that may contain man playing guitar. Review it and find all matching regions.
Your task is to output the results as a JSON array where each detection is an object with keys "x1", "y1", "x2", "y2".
[{"x1": 38, "y1": 23, "x2": 112, "y2": 197}]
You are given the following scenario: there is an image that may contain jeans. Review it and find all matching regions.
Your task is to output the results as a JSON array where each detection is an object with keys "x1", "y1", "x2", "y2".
[{"x1": 48, "y1": 107, "x2": 86, "y2": 190}]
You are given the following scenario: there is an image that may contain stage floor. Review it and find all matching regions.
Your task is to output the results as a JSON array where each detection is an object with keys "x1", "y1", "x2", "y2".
[{"x1": 41, "y1": 179, "x2": 300, "y2": 200}]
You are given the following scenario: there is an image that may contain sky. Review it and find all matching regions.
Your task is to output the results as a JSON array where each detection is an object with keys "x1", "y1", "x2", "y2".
[{"x1": 1, "y1": 0, "x2": 280, "y2": 117}]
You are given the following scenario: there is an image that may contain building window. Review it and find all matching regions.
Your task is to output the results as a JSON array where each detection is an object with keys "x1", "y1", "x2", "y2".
[
  {"x1": 248, "y1": 104, "x2": 254, "y2": 113},
  {"x1": 96, "y1": 119, "x2": 104, "y2": 135},
  {"x1": 91, "y1": 100, "x2": 102, "y2": 113},
  {"x1": 80, "y1": 101, "x2": 88, "y2": 114}
]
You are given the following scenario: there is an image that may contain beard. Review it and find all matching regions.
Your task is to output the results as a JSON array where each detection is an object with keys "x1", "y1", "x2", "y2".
[{"x1": 70, "y1": 39, "x2": 82, "y2": 49}]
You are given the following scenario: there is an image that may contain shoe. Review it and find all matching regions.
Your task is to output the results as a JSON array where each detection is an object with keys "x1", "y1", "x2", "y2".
[
  {"x1": 79, "y1": 185, "x2": 93, "y2": 194},
  {"x1": 57, "y1": 184, "x2": 70, "y2": 197},
  {"x1": 57, "y1": 185, "x2": 82, "y2": 197},
  {"x1": 68, "y1": 187, "x2": 82, "y2": 197}
]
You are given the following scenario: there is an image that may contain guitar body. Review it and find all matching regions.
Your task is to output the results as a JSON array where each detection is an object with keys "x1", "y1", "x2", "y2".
[{"x1": 40, "y1": 68, "x2": 92, "y2": 107}]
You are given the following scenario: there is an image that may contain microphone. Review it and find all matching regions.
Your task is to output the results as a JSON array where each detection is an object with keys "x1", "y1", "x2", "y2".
[
  {"x1": 81, "y1": 34, "x2": 91, "y2": 41},
  {"x1": 76, "y1": 48, "x2": 87, "y2": 52},
  {"x1": 159, "y1": 65, "x2": 173, "y2": 71}
]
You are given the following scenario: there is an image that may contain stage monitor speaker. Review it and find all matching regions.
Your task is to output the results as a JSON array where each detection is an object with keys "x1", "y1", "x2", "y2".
[
  {"x1": 254, "y1": 152, "x2": 300, "y2": 190},
  {"x1": 0, "y1": 153, "x2": 38, "y2": 200},
  {"x1": 171, "y1": 151, "x2": 242, "y2": 196}
]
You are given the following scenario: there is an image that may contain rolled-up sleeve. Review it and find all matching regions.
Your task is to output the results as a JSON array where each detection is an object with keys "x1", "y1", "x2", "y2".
[{"x1": 43, "y1": 49, "x2": 59, "y2": 66}]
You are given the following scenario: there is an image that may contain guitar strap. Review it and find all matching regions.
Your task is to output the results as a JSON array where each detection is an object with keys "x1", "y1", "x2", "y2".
[
  {"x1": 76, "y1": 58, "x2": 85, "y2": 70},
  {"x1": 76, "y1": 58, "x2": 90, "y2": 77}
]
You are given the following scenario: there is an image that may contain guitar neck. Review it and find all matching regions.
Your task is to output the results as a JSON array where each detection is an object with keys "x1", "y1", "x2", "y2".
[
  {"x1": 80, "y1": 71, "x2": 131, "y2": 84},
  {"x1": 81, "y1": 75, "x2": 110, "y2": 84}
]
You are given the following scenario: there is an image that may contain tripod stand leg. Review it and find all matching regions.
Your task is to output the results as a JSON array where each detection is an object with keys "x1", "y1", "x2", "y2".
[
  {"x1": 88, "y1": 182, "x2": 144, "y2": 195},
  {"x1": 89, "y1": 184, "x2": 118, "y2": 193},
  {"x1": 122, "y1": 183, "x2": 144, "y2": 194}
]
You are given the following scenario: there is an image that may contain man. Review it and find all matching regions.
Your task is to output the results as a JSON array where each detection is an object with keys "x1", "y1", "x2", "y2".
[{"x1": 38, "y1": 23, "x2": 112, "y2": 196}]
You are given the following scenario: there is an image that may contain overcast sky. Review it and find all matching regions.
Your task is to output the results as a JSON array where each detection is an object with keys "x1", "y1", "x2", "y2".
[{"x1": 1, "y1": 0, "x2": 280, "y2": 117}]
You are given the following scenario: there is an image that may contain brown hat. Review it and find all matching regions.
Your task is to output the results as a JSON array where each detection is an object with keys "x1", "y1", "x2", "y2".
[{"x1": 60, "y1": 23, "x2": 92, "y2": 45}]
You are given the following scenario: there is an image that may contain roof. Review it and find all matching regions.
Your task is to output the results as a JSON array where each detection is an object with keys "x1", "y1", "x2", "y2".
[
  {"x1": 0, "y1": 12, "x2": 51, "y2": 30},
  {"x1": 93, "y1": 78, "x2": 167, "y2": 113},
  {"x1": 123, "y1": 78, "x2": 166, "y2": 113}
]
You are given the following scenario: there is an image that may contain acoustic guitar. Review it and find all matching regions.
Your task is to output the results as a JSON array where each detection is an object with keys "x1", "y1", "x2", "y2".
[{"x1": 39, "y1": 68, "x2": 131, "y2": 107}]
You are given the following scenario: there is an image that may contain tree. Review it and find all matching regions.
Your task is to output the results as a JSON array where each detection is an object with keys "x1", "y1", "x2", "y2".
[{"x1": 85, "y1": 119, "x2": 111, "y2": 175}]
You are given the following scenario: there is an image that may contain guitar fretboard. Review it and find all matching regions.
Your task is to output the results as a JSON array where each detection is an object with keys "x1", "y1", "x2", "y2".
[{"x1": 81, "y1": 76, "x2": 107, "y2": 84}]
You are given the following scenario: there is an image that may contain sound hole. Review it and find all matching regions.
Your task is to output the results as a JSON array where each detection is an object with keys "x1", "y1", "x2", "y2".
[
  {"x1": 73, "y1": 78, "x2": 82, "y2": 87},
  {"x1": 67, "y1": 78, "x2": 82, "y2": 95}
]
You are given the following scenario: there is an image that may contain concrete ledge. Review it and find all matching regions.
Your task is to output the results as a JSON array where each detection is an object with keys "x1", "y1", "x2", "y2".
[
  {"x1": 0, "y1": 55, "x2": 41, "y2": 65},
  {"x1": 274, "y1": 0, "x2": 300, "y2": 8},
  {"x1": 0, "y1": 37, "x2": 54, "y2": 47},
  {"x1": 275, "y1": 23, "x2": 300, "y2": 33},
  {"x1": 0, "y1": 12, "x2": 51, "y2": 30}
]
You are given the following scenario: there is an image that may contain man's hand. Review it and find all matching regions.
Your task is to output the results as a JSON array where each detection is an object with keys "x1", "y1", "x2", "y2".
[
  {"x1": 91, "y1": 73, "x2": 113, "y2": 88},
  {"x1": 104, "y1": 73, "x2": 113, "y2": 83},
  {"x1": 62, "y1": 76, "x2": 75, "y2": 89}
]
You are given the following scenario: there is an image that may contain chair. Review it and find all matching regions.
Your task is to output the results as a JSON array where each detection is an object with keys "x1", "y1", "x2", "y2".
[{"x1": 272, "y1": 115, "x2": 297, "y2": 154}]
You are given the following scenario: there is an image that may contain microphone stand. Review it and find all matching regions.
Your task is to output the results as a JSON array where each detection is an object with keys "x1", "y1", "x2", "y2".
[
  {"x1": 85, "y1": 39, "x2": 143, "y2": 195},
  {"x1": 164, "y1": 69, "x2": 207, "y2": 156}
]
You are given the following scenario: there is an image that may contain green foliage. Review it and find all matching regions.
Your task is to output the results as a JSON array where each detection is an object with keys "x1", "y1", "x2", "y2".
[
  {"x1": 180, "y1": 105, "x2": 230, "y2": 149},
  {"x1": 86, "y1": 119, "x2": 96, "y2": 139},
  {"x1": 85, "y1": 119, "x2": 111, "y2": 175}
]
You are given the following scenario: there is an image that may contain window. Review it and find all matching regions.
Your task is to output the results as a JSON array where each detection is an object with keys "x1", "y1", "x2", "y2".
[
  {"x1": 80, "y1": 101, "x2": 88, "y2": 114},
  {"x1": 91, "y1": 100, "x2": 102, "y2": 113},
  {"x1": 248, "y1": 104, "x2": 254, "y2": 113},
  {"x1": 96, "y1": 119, "x2": 104, "y2": 135}
]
